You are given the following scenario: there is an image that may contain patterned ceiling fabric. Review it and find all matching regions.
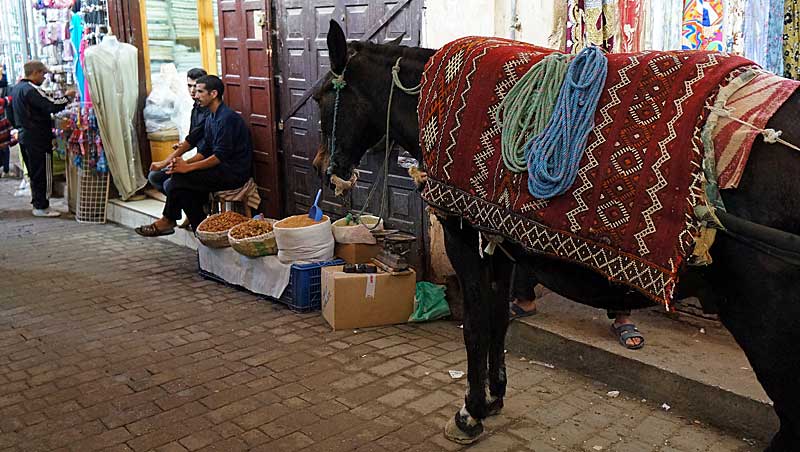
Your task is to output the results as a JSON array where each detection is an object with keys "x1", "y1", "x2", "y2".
[
  {"x1": 681, "y1": 0, "x2": 724, "y2": 51},
  {"x1": 418, "y1": 37, "x2": 753, "y2": 303},
  {"x1": 565, "y1": 0, "x2": 619, "y2": 53},
  {"x1": 786, "y1": 0, "x2": 800, "y2": 79},
  {"x1": 619, "y1": 0, "x2": 643, "y2": 52}
]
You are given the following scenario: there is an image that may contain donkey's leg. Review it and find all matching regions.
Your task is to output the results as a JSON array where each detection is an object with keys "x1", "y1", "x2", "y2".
[
  {"x1": 487, "y1": 253, "x2": 515, "y2": 416},
  {"x1": 439, "y1": 217, "x2": 491, "y2": 444}
]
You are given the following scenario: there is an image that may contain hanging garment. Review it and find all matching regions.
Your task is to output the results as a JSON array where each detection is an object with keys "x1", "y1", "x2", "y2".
[
  {"x1": 765, "y1": 0, "x2": 785, "y2": 74},
  {"x1": 84, "y1": 35, "x2": 147, "y2": 199},
  {"x1": 645, "y1": 0, "x2": 683, "y2": 50},
  {"x1": 786, "y1": 0, "x2": 800, "y2": 79},
  {"x1": 681, "y1": 0, "x2": 724, "y2": 51},
  {"x1": 70, "y1": 14, "x2": 85, "y2": 99},
  {"x1": 744, "y1": 0, "x2": 770, "y2": 65},
  {"x1": 619, "y1": 0, "x2": 642, "y2": 52},
  {"x1": 565, "y1": 0, "x2": 619, "y2": 53},
  {"x1": 723, "y1": 0, "x2": 745, "y2": 54}
]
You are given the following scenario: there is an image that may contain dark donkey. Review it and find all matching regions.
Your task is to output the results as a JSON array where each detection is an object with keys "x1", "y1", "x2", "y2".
[{"x1": 313, "y1": 20, "x2": 800, "y2": 451}]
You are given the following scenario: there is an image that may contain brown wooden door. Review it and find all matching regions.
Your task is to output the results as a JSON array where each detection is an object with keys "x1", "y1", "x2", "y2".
[
  {"x1": 274, "y1": 0, "x2": 427, "y2": 273},
  {"x1": 218, "y1": 0, "x2": 282, "y2": 218}
]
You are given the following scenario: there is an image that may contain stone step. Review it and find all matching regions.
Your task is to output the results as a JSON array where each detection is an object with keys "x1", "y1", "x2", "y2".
[
  {"x1": 505, "y1": 289, "x2": 777, "y2": 442},
  {"x1": 106, "y1": 197, "x2": 198, "y2": 250}
]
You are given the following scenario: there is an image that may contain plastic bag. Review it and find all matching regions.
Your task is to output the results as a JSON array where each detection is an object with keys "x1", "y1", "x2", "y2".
[
  {"x1": 409, "y1": 282, "x2": 450, "y2": 322},
  {"x1": 143, "y1": 64, "x2": 193, "y2": 135},
  {"x1": 332, "y1": 214, "x2": 383, "y2": 244}
]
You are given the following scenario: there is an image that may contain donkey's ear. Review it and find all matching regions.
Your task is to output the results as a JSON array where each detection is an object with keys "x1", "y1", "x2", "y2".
[
  {"x1": 327, "y1": 20, "x2": 348, "y2": 74},
  {"x1": 386, "y1": 33, "x2": 405, "y2": 46}
]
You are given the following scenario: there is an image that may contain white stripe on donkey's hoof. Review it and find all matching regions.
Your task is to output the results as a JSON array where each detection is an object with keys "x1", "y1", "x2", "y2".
[{"x1": 444, "y1": 407, "x2": 484, "y2": 444}]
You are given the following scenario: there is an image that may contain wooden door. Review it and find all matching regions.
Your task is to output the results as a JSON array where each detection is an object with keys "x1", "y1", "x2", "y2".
[
  {"x1": 275, "y1": 0, "x2": 427, "y2": 274},
  {"x1": 218, "y1": 0, "x2": 282, "y2": 217}
]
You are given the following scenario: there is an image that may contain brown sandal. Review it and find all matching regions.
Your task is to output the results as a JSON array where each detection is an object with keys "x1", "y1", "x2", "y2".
[{"x1": 135, "y1": 223, "x2": 175, "y2": 237}]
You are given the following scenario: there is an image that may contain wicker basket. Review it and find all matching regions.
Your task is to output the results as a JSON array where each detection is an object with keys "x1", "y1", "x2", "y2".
[
  {"x1": 196, "y1": 213, "x2": 248, "y2": 248},
  {"x1": 228, "y1": 219, "x2": 278, "y2": 258}
]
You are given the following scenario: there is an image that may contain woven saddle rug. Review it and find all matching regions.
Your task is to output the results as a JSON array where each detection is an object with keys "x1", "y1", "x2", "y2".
[{"x1": 418, "y1": 37, "x2": 754, "y2": 302}]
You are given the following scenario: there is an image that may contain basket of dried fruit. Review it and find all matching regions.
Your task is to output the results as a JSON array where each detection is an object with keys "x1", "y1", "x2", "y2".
[
  {"x1": 196, "y1": 211, "x2": 250, "y2": 248},
  {"x1": 228, "y1": 219, "x2": 278, "y2": 257}
]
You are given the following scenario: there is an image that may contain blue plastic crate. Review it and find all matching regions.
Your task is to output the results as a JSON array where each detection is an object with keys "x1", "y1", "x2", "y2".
[{"x1": 278, "y1": 259, "x2": 344, "y2": 313}]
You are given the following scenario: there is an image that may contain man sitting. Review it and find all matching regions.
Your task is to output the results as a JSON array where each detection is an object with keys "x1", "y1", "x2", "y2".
[
  {"x1": 148, "y1": 67, "x2": 209, "y2": 194},
  {"x1": 135, "y1": 75, "x2": 253, "y2": 236}
]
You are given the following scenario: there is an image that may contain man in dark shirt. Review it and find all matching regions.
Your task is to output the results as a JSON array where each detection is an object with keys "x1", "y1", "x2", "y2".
[
  {"x1": 135, "y1": 75, "x2": 253, "y2": 235},
  {"x1": 148, "y1": 67, "x2": 209, "y2": 194},
  {"x1": 10, "y1": 61, "x2": 76, "y2": 217}
]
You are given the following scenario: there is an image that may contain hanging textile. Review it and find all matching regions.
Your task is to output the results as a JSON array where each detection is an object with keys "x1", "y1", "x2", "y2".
[
  {"x1": 744, "y1": 0, "x2": 770, "y2": 66},
  {"x1": 765, "y1": 0, "x2": 785, "y2": 74},
  {"x1": 565, "y1": 0, "x2": 619, "y2": 53},
  {"x1": 84, "y1": 35, "x2": 147, "y2": 199},
  {"x1": 70, "y1": 13, "x2": 85, "y2": 100},
  {"x1": 681, "y1": 0, "x2": 724, "y2": 51},
  {"x1": 723, "y1": 0, "x2": 745, "y2": 54},
  {"x1": 619, "y1": 0, "x2": 642, "y2": 52},
  {"x1": 786, "y1": 0, "x2": 800, "y2": 79},
  {"x1": 549, "y1": 0, "x2": 569, "y2": 50},
  {"x1": 646, "y1": 0, "x2": 682, "y2": 50}
]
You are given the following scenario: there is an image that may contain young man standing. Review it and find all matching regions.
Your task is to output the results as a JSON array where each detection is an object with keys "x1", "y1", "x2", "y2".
[
  {"x1": 9, "y1": 61, "x2": 76, "y2": 217},
  {"x1": 148, "y1": 67, "x2": 209, "y2": 194},
  {"x1": 135, "y1": 75, "x2": 253, "y2": 235}
]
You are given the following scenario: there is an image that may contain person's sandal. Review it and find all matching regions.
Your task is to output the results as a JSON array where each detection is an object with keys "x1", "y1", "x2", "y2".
[
  {"x1": 135, "y1": 223, "x2": 175, "y2": 237},
  {"x1": 610, "y1": 323, "x2": 645, "y2": 350},
  {"x1": 509, "y1": 301, "x2": 537, "y2": 320}
]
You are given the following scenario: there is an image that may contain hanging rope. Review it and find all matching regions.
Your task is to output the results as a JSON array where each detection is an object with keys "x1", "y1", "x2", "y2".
[
  {"x1": 524, "y1": 46, "x2": 607, "y2": 199},
  {"x1": 496, "y1": 53, "x2": 571, "y2": 173}
]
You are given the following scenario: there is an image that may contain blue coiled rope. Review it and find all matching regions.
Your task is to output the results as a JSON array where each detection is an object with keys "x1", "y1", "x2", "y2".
[{"x1": 524, "y1": 46, "x2": 608, "y2": 199}]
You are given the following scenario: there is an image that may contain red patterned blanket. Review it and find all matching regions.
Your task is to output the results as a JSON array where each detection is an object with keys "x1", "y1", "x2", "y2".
[{"x1": 418, "y1": 37, "x2": 753, "y2": 302}]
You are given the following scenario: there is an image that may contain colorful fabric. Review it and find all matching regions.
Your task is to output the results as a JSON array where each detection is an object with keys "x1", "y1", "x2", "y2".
[
  {"x1": 418, "y1": 37, "x2": 753, "y2": 302},
  {"x1": 723, "y1": 0, "x2": 746, "y2": 55},
  {"x1": 784, "y1": 0, "x2": 800, "y2": 79},
  {"x1": 646, "y1": 0, "x2": 683, "y2": 50},
  {"x1": 619, "y1": 0, "x2": 642, "y2": 52},
  {"x1": 711, "y1": 72, "x2": 800, "y2": 188},
  {"x1": 0, "y1": 97, "x2": 16, "y2": 150},
  {"x1": 682, "y1": 0, "x2": 724, "y2": 51},
  {"x1": 765, "y1": 0, "x2": 785, "y2": 74},
  {"x1": 565, "y1": 0, "x2": 618, "y2": 53},
  {"x1": 744, "y1": 0, "x2": 770, "y2": 68}
]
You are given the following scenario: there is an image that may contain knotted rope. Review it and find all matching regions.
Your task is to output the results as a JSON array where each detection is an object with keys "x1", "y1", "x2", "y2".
[
  {"x1": 524, "y1": 46, "x2": 607, "y2": 199},
  {"x1": 496, "y1": 53, "x2": 571, "y2": 173},
  {"x1": 705, "y1": 105, "x2": 800, "y2": 152}
]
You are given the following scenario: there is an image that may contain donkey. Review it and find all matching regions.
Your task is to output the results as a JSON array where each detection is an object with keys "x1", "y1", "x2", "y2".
[{"x1": 313, "y1": 20, "x2": 800, "y2": 451}]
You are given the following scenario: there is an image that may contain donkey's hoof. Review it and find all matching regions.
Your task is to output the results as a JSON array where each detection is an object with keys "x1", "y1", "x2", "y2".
[
  {"x1": 444, "y1": 413, "x2": 484, "y2": 444},
  {"x1": 487, "y1": 397, "x2": 504, "y2": 416}
]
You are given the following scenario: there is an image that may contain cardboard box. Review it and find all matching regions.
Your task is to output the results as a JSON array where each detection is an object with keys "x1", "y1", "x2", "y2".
[
  {"x1": 322, "y1": 266, "x2": 416, "y2": 330},
  {"x1": 334, "y1": 243, "x2": 382, "y2": 264}
]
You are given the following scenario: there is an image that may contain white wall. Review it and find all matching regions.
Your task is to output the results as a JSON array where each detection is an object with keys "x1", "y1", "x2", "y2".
[{"x1": 422, "y1": 0, "x2": 556, "y2": 49}]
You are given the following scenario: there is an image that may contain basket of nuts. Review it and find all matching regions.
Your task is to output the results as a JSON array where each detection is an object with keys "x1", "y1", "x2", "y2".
[
  {"x1": 228, "y1": 219, "x2": 278, "y2": 258},
  {"x1": 196, "y1": 211, "x2": 250, "y2": 248}
]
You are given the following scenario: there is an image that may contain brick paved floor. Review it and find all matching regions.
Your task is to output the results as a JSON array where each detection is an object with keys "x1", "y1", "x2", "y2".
[{"x1": 0, "y1": 179, "x2": 764, "y2": 452}]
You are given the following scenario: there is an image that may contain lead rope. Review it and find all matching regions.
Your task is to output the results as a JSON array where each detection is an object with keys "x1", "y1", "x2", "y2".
[
  {"x1": 356, "y1": 57, "x2": 419, "y2": 230},
  {"x1": 328, "y1": 67, "x2": 348, "y2": 162}
]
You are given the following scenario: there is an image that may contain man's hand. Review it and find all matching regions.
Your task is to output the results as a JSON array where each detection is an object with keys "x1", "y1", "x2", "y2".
[
  {"x1": 172, "y1": 141, "x2": 190, "y2": 153},
  {"x1": 150, "y1": 160, "x2": 168, "y2": 171},
  {"x1": 166, "y1": 158, "x2": 191, "y2": 174},
  {"x1": 65, "y1": 89, "x2": 77, "y2": 98}
]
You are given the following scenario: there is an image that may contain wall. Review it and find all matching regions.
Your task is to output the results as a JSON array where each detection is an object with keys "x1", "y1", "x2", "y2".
[{"x1": 421, "y1": 0, "x2": 557, "y2": 49}]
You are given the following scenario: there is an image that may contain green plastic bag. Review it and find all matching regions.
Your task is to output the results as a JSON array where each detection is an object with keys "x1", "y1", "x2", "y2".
[{"x1": 409, "y1": 282, "x2": 450, "y2": 322}]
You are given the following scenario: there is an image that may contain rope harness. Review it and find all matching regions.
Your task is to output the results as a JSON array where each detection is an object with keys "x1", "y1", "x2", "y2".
[{"x1": 524, "y1": 46, "x2": 607, "y2": 199}]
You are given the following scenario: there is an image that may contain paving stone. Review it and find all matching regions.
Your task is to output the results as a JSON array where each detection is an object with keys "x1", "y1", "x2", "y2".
[{"x1": 0, "y1": 179, "x2": 766, "y2": 452}]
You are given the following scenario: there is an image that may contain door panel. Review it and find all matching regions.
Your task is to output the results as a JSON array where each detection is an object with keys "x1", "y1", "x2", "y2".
[
  {"x1": 276, "y1": 0, "x2": 427, "y2": 274},
  {"x1": 218, "y1": 0, "x2": 282, "y2": 217}
]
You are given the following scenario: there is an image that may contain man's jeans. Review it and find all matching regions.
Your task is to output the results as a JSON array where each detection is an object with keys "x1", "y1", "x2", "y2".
[{"x1": 148, "y1": 169, "x2": 171, "y2": 194}]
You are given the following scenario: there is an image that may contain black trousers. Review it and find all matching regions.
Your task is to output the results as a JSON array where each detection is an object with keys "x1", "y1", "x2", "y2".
[
  {"x1": 19, "y1": 139, "x2": 52, "y2": 210},
  {"x1": 162, "y1": 167, "x2": 243, "y2": 230},
  {"x1": 510, "y1": 263, "x2": 631, "y2": 319}
]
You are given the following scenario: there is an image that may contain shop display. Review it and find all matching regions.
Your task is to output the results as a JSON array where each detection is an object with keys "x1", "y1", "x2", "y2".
[{"x1": 198, "y1": 211, "x2": 250, "y2": 233}]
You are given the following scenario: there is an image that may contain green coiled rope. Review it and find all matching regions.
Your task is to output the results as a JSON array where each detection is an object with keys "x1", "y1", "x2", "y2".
[{"x1": 495, "y1": 53, "x2": 571, "y2": 173}]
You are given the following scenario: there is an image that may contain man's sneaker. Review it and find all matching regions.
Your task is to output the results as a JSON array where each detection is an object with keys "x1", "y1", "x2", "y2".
[{"x1": 32, "y1": 208, "x2": 61, "y2": 218}]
